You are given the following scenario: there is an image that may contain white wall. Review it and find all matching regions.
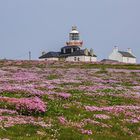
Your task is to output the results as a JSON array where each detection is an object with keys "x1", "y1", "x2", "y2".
[
  {"x1": 40, "y1": 58, "x2": 59, "y2": 61},
  {"x1": 122, "y1": 57, "x2": 136, "y2": 64},
  {"x1": 84, "y1": 56, "x2": 90, "y2": 62},
  {"x1": 109, "y1": 51, "x2": 122, "y2": 62},
  {"x1": 122, "y1": 57, "x2": 128, "y2": 63},
  {"x1": 91, "y1": 57, "x2": 97, "y2": 62},
  {"x1": 129, "y1": 58, "x2": 136, "y2": 63},
  {"x1": 66, "y1": 56, "x2": 97, "y2": 62},
  {"x1": 66, "y1": 56, "x2": 84, "y2": 62},
  {"x1": 47, "y1": 58, "x2": 59, "y2": 61}
]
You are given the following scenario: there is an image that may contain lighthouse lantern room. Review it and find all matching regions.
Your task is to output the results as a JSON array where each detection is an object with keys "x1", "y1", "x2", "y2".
[{"x1": 66, "y1": 26, "x2": 83, "y2": 47}]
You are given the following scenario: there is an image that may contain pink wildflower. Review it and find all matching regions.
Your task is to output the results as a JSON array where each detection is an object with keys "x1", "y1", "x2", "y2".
[
  {"x1": 58, "y1": 116, "x2": 67, "y2": 125},
  {"x1": 80, "y1": 129, "x2": 93, "y2": 135}
]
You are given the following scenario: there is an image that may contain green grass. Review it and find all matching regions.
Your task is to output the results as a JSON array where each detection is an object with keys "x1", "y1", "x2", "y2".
[
  {"x1": 58, "y1": 127, "x2": 89, "y2": 140},
  {"x1": 0, "y1": 92, "x2": 30, "y2": 98},
  {"x1": 47, "y1": 74, "x2": 59, "y2": 80},
  {"x1": 0, "y1": 124, "x2": 50, "y2": 140}
]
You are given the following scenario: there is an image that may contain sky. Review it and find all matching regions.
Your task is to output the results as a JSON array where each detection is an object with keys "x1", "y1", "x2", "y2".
[{"x1": 0, "y1": 0, "x2": 140, "y2": 62}]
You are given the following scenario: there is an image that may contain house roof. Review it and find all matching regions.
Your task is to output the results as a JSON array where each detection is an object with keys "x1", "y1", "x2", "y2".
[
  {"x1": 118, "y1": 51, "x2": 136, "y2": 58},
  {"x1": 59, "y1": 53, "x2": 71, "y2": 58},
  {"x1": 68, "y1": 50, "x2": 97, "y2": 57},
  {"x1": 61, "y1": 46, "x2": 80, "y2": 49},
  {"x1": 101, "y1": 59, "x2": 119, "y2": 62},
  {"x1": 39, "y1": 52, "x2": 60, "y2": 59}
]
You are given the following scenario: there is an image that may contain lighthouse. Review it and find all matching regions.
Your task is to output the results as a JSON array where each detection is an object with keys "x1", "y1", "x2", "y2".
[
  {"x1": 66, "y1": 26, "x2": 83, "y2": 47},
  {"x1": 39, "y1": 26, "x2": 97, "y2": 62}
]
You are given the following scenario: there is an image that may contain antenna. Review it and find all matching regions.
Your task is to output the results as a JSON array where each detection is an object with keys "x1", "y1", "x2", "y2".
[{"x1": 29, "y1": 51, "x2": 31, "y2": 60}]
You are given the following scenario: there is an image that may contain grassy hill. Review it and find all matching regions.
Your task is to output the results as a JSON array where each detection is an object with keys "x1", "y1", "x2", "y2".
[{"x1": 0, "y1": 60, "x2": 140, "y2": 140}]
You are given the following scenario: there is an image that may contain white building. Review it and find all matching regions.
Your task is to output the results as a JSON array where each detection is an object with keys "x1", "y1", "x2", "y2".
[
  {"x1": 109, "y1": 47, "x2": 136, "y2": 64},
  {"x1": 39, "y1": 52, "x2": 59, "y2": 61},
  {"x1": 65, "y1": 48, "x2": 97, "y2": 62},
  {"x1": 39, "y1": 26, "x2": 97, "y2": 62}
]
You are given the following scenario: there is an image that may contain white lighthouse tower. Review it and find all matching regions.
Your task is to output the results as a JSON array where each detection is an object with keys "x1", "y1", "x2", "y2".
[{"x1": 66, "y1": 26, "x2": 83, "y2": 47}]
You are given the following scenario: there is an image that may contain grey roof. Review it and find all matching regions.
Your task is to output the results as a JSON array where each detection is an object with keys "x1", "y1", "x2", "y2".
[
  {"x1": 59, "y1": 53, "x2": 71, "y2": 57},
  {"x1": 69, "y1": 50, "x2": 97, "y2": 57},
  {"x1": 39, "y1": 52, "x2": 60, "y2": 59},
  {"x1": 118, "y1": 51, "x2": 136, "y2": 58},
  {"x1": 61, "y1": 46, "x2": 80, "y2": 49},
  {"x1": 101, "y1": 59, "x2": 118, "y2": 62}
]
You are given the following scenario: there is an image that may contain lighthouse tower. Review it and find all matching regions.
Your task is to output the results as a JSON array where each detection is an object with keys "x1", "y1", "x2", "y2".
[{"x1": 66, "y1": 26, "x2": 83, "y2": 47}]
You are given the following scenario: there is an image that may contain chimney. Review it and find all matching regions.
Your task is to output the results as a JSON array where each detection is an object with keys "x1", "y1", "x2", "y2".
[
  {"x1": 84, "y1": 48, "x2": 89, "y2": 56},
  {"x1": 127, "y1": 48, "x2": 132, "y2": 54},
  {"x1": 42, "y1": 51, "x2": 46, "y2": 55},
  {"x1": 113, "y1": 46, "x2": 119, "y2": 52},
  {"x1": 90, "y1": 48, "x2": 94, "y2": 56}
]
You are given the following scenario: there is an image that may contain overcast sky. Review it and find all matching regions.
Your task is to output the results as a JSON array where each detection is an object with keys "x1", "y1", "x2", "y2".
[{"x1": 0, "y1": 0, "x2": 140, "y2": 62}]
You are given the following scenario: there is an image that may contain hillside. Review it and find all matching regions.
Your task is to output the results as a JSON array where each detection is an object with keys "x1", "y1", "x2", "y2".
[{"x1": 0, "y1": 60, "x2": 140, "y2": 140}]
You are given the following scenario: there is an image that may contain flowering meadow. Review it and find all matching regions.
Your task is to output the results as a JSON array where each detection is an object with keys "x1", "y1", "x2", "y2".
[{"x1": 0, "y1": 60, "x2": 140, "y2": 140}]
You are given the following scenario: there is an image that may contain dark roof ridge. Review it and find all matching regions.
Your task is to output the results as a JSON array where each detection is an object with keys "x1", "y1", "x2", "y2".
[
  {"x1": 68, "y1": 49, "x2": 97, "y2": 57},
  {"x1": 39, "y1": 52, "x2": 60, "y2": 59},
  {"x1": 118, "y1": 51, "x2": 136, "y2": 58}
]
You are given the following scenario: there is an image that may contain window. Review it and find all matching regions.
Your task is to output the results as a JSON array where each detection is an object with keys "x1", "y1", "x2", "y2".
[
  {"x1": 73, "y1": 48, "x2": 76, "y2": 52},
  {"x1": 127, "y1": 57, "x2": 129, "y2": 63},
  {"x1": 71, "y1": 33, "x2": 79, "y2": 40},
  {"x1": 66, "y1": 48, "x2": 71, "y2": 54},
  {"x1": 61, "y1": 49, "x2": 64, "y2": 54}
]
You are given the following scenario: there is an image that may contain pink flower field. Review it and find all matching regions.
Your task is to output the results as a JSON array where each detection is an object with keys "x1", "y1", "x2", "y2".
[{"x1": 0, "y1": 60, "x2": 140, "y2": 140}]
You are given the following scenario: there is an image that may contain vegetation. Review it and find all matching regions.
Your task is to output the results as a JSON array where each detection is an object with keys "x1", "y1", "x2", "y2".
[{"x1": 0, "y1": 60, "x2": 140, "y2": 139}]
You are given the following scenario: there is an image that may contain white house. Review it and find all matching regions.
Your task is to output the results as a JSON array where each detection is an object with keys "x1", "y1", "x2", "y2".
[{"x1": 109, "y1": 47, "x2": 136, "y2": 64}]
